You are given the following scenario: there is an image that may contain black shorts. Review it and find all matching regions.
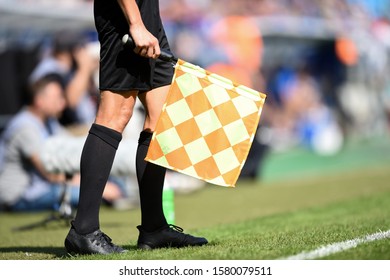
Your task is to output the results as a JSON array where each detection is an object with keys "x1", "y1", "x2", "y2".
[{"x1": 94, "y1": 0, "x2": 174, "y2": 92}]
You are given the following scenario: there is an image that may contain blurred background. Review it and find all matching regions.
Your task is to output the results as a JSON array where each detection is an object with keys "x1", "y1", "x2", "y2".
[{"x1": 0, "y1": 0, "x2": 389, "y2": 187}]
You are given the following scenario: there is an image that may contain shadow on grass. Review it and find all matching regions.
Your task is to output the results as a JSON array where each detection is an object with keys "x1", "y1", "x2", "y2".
[
  {"x1": 0, "y1": 246, "x2": 67, "y2": 259},
  {"x1": 1, "y1": 243, "x2": 219, "y2": 260},
  {"x1": 0, "y1": 245, "x2": 143, "y2": 258}
]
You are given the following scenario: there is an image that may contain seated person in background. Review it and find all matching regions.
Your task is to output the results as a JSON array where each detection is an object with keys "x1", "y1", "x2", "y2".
[
  {"x1": 0, "y1": 74, "x2": 122, "y2": 211},
  {"x1": 29, "y1": 30, "x2": 99, "y2": 127}
]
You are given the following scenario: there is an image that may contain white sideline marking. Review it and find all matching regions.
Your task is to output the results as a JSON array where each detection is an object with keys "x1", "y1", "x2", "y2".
[{"x1": 282, "y1": 229, "x2": 390, "y2": 260}]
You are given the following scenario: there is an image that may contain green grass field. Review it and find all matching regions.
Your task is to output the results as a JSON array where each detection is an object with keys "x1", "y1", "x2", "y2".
[{"x1": 1, "y1": 136, "x2": 389, "y2": 260}]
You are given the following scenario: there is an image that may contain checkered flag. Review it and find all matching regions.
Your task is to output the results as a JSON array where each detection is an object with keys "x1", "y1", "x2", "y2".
[{"x1": 146, "y1": 59, "x2": 266, "y2": 187}]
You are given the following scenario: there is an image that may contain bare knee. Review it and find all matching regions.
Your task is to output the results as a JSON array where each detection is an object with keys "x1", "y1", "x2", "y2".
[
  {"x1": 95, "y1": 90, "x2": 137, "y2": 133},
  {"x1": 96, "y1": 105, "x2": 133, "y2": 132},
  {"x1": 117, "y1": 105, "x2": 134, "y2": 128}
]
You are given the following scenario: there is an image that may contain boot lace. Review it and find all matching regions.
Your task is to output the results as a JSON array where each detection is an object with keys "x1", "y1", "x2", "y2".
[{"x1": 92, "y1": 231, "x2": 114, "y2": 248}]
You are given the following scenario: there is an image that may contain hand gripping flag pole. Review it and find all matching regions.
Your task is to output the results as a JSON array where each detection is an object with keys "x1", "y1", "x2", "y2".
[{"x1": 123, "y1": 35, "x2": 266, "y2": 187}]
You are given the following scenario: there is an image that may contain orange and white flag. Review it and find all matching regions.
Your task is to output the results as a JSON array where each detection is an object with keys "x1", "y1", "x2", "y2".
[{"x1": 145, "y1": 59, "x2": 266, "y2": 187}]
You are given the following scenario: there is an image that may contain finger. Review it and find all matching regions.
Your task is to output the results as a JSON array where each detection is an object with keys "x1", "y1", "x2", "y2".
[
  {"x1": 134, "y1": 46, "x2": 141, "y2": 54},
  {"x1": 147, "y1": 46, "x2": 155, "y2": 59},
  {"x1": 139, "y1": 48, "x2": 147, "y2": 57},
  {"x1": 154, "y1": 44, "x2": 161, "y2": 59}
]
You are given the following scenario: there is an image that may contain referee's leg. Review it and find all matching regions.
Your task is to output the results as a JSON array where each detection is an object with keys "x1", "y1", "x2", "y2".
[
  {"x1": 65, "y1": 90, "x2": 137, "y2": 254},
  {"x1": 96, "y1": 90, "x2": 138, "y2": 132},
  {"x1": 138, "y1": 85, "x2": 170, "y2": 132},
  {"x1": 136, "y1": 85, "x2": 170, "y2": 232},
  {"x1": 74, "y1": 89, "x2": 138, "y2": 232}
]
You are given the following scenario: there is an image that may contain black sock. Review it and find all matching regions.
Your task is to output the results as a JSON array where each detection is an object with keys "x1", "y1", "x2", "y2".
[
  {"x1": 136, "y1": 131, "x2": 168, "y2": 232},
  {"x1": 73, "y1": 123, "x2": 122, "y2": 234}
]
